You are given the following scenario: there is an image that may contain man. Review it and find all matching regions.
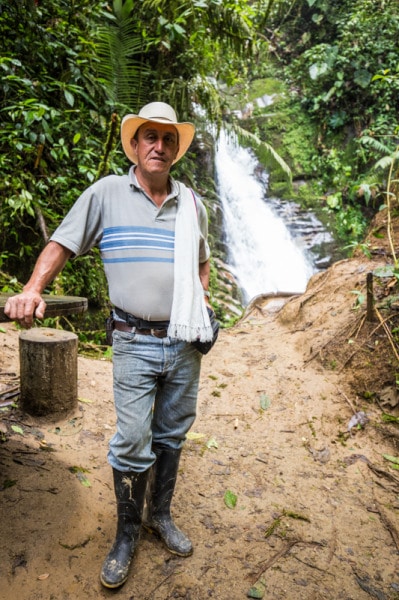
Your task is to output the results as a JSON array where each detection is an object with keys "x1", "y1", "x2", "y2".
[{"x1": 4, "y1": 102, "x2": 215, "y2": 589}]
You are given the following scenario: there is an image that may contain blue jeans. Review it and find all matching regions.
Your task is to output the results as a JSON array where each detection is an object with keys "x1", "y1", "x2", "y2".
[{"x1": 107, "y1": 329, "x2": 202, "y2": 473}]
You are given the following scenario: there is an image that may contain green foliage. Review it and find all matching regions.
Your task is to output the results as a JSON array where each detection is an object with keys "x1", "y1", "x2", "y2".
[
  {"x1": 134, "y1": 0, "x2": 257, "y2": 122},
  {"x1": 4, "y1": 0, "x2": 398, "y2": 317},
  {"x1": 56, "y1": 249, "x2": 108, "y2": 307},
  {"x1": 95, "y1": 1, "x2": 150, "y2": 112},
  {"x1": 270, "y1": 0, "x2": 399, "y2": 153},
  {"x1": 0, "y1": 0, "x2": 262, "y2": 308},
  {"x1": 249, "y1": 87, "x2": 318, "y2": 180},
  {"x1": 324, "y1": 192, "x2": 367, "y2": 243},
  {"x1": 247, "y1": 0, "x2": 399, "y2": 247},
  {"x1": 0, "y1": 0, "x2": 122, "y2": 298}
]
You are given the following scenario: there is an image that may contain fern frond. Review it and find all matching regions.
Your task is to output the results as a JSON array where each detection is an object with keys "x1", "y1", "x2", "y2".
[
  {"x1": 207, "y1": 2, "x2": 253, "y2": 45},
  {"x1": 95, "y1": 13, "x2": 150, "y2": 111},
  {"x1": 360, "y1": 135, "x2": 393, "y2": 156},
  {"x1": 373, "y1": 155, "x2": 396, "y2": 172}
]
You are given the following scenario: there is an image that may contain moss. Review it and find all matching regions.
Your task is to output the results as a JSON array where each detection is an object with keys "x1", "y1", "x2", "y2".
[
  {"x1": 246, "y1": 77, "x2": 286, "y2": 101},
  {"x1": 253, "y1": 96, "x2": 319, "y2": 182},
  {"x1": 226, "y1": 77, "x2": 286, "y2": 111}
]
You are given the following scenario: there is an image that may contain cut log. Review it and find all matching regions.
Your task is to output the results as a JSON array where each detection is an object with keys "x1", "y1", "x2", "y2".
[
  {"x1": 19, "y1": 327, "x2": 78, "y2": 416},
  {"x1": 0, "y1": 293, "x2": 88, "y2": 322}
]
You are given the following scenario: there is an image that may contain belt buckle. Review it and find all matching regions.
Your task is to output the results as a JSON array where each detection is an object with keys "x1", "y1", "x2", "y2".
[{"x1": 151, "y1": 328, "x2": 166, "y2": 338}]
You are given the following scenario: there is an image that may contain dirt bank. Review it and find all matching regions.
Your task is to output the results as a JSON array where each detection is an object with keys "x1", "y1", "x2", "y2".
[{"x1": 1, "y1": 250, "x2": 399, "y2": 600}]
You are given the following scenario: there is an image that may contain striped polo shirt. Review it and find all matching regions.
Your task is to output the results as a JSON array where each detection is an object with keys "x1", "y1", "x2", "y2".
[{"x1": 51, "y1": 167, "x2": 210, "y2": 321}]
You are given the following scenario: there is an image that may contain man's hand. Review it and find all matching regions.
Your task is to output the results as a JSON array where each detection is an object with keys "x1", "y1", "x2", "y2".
[
  {"x1": 3, "y1": 241, "x2": 72, "y2": 328},
  {"x1": 4, "y1": 291, "x2": 46, "y2": 329}
]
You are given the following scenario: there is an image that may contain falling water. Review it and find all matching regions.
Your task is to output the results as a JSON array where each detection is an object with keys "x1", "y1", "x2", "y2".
[{"x1": 215, "y1": 130, "x2": 316, "y2": 304}]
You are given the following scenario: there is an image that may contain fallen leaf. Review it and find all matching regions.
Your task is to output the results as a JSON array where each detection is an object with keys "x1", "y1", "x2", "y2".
[
  {"x1": 247, "y1": 578, "x2": 266, "y2": 599},
  {"x1": 76, "y1": 473, "x2": 91, "y2": 487},
  {"x1": 11, "y1": 425, "x2": 24, "y2": 435},
  {"x1": 206, "y1": 437, "x2": 218, "y2": 449},
  {"x1": 259, "y1": 393, "x2": 271, "y2": 411},
  {"x1": 383, "y1": 454, "x2": 399, "y2": 465},
  {"x1": 69, "y1": 466, "x2": 91, "y2": 474},
  {"x1": 186, "y1": 432, "x2": 205, "y2": 440},
  {"x1": 69, "y1": 465, "x2": 92, "y2": 486},
  {"x1": 78, "y1": 397, "x2": 93, "y2": 404},
  {"x1": 381, "y1": 413, "x2": 399, "y2": 423},
  {"x1": 224, "y1": 490, "x2": 237, "y2": 509}
]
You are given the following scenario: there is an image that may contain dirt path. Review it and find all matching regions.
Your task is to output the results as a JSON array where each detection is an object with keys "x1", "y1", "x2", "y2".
[{"x1": 1, "y1": 256, "x2": 399, "y2": 600}]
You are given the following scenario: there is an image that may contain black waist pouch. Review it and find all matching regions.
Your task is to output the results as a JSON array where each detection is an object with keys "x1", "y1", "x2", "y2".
[
  {"x1": 105, "y1": 312, "x2": 115, "y2": 346},
  {"x1": 191, "y1": 307, "x2": 220, "y2": 355}
]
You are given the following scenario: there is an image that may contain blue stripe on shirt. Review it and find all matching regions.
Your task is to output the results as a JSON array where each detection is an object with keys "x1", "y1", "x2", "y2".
[
  {"x1": 101, "y1": 239, "x2": 175, "y2": 251},
  {"x1": 101, "y1": 225, "x2": 174, "y2": 238},
  {"x1": 102, "y1": 256, "x2": 174, "y2": 263},
  {"x1": 100, "y1": 225, "x2": 175, "y2": 264}
]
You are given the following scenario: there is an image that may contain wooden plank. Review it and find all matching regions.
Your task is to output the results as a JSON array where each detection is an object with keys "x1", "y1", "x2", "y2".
[{"x1": 0, "y1": 293, "x2": 88, "y2": 322}]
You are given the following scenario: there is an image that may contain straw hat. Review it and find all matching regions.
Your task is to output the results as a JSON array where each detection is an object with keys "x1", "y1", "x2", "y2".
[{"x1": 121, "y1": 102, "x2": 195, "y2": 165}]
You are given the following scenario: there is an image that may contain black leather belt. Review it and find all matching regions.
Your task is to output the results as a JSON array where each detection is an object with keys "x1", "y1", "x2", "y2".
[
  {"x1": 114, "y1": 307, "x2": 169, "y2": 329},
  {"x1": 114, "y1": 321, "x2": 168, "y2": 338}
]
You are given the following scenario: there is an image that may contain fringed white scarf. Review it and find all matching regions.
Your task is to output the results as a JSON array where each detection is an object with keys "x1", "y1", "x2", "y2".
[{"x1": 167, "y1": 183, "x2": 213, "y2": 342}]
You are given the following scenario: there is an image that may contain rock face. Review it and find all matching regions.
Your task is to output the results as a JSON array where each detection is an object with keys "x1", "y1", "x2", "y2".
[{"x1": 212, "y1": 257, "x2": 243, "y2": 320}]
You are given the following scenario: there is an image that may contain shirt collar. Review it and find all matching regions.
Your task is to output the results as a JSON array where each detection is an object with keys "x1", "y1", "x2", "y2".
[{"x1": 128, "y1": 165, "x2": 179, "y2": 199}]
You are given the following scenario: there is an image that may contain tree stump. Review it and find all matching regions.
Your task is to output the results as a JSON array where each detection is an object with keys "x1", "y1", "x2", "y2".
[{"x1": 19, "y1": 327, "x2": 78, "y2": 416}]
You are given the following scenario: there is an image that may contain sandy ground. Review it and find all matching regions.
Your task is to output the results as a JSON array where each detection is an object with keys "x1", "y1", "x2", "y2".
[{"x1": 1, "y1": 254, "x2": 399, "y2": 600}]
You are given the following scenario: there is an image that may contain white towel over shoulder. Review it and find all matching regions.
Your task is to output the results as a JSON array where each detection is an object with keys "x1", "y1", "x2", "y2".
[{"x1": 167, "y1": 183, "x2": 213, "y2": 342}]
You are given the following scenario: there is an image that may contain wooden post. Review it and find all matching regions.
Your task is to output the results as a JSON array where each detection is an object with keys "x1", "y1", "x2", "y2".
[
  {"x1": 366, "y1": 272, "x2": 375, "y2": 322},
  {"x1": 19, "y1": 327, "x2": 78, "y2": 416}
]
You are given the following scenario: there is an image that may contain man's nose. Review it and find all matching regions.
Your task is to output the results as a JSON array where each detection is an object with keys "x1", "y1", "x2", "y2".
[{"x1": 154, "y1": 138, "x2": 165, "y2": 152}]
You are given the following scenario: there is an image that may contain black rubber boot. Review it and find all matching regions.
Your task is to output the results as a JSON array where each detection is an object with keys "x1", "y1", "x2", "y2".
[
  {"x1": 144, "y1": 446, "x2": 193, "y2": 557},
  {"x1": 100, "y1": 468, "x2": 148, "y2": 589}
]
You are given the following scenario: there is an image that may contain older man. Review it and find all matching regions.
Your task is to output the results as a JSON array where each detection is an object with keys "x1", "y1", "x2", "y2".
[{"x1": 5, "y1": 102, "x2": 216, "y2": 588}]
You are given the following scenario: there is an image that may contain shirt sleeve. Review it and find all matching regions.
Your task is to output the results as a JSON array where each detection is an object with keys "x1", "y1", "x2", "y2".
[{"x1": 50, "y1": 186, "x2": 103, "y2": 256}]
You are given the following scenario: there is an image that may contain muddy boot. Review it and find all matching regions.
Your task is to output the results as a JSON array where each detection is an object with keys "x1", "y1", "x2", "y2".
[
  {"x1": 100, "y1": 468, "x2": 148, "y2": 588},
  {"x1": 144, "y1": 446, "x2": 193, "y2": 557}
]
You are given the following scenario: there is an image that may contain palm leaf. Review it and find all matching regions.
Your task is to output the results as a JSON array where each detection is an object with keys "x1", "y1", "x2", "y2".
[{"x1": 95, "y1": 10, "x2": 150, "y2": 111}]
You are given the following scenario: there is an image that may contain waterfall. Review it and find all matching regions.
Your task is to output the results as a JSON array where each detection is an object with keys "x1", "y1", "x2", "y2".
[{"x1": 215, "y1": 130, "x2": 316, "y2": 304}]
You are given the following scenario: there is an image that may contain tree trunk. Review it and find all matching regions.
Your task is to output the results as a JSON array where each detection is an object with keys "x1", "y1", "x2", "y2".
[{"x1": 19, "y1": 327, "x2": 78, "y2": 416}]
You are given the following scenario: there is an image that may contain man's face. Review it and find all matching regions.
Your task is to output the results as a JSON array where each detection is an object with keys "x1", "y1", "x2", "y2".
[{"x1": 131, "y1": 122, "x2": 179, "y2": 176}]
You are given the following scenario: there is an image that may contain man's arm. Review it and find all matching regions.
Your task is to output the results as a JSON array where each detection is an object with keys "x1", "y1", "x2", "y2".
[
  {"x1": 4, "y1": 241, "x2": 72, "y2": 328},
  {"x1": 199, "y1": 259, "x2": 211, "y2": 307}
]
